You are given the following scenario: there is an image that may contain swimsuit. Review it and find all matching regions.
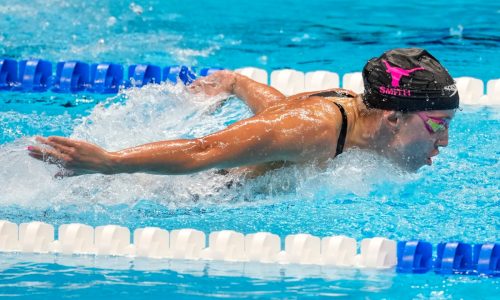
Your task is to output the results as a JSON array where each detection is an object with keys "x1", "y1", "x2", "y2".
[{"x1": 333, "y1": 102, "x2": 347, "y2": 157}]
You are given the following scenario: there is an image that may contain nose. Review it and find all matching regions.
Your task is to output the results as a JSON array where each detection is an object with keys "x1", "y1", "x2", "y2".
[{"x1": 436, "y1": 128, "x2": 449, "y2": 147}]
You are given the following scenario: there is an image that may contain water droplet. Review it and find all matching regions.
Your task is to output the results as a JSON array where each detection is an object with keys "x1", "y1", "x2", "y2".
[
  {"x1": 106, "y1": 16, "x2": 117, "y2": 27},
  {"x1": 129, "y1": 2, "x2": 144, "y2": 15}
]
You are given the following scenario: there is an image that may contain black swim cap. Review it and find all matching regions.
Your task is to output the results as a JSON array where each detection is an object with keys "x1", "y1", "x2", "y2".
[{"x1": 362, "y1": 48, "x2": 459, "y2": 112}]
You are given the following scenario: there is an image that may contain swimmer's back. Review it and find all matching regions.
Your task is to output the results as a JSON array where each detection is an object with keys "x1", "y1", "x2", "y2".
[{"x1": 289, "y1": 88, "x2": 357, "y2": 102}]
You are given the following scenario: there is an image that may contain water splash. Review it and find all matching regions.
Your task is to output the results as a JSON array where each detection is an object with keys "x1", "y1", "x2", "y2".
[{"x1": 0, "y1": 83, "x2": 413, "y2": 209}]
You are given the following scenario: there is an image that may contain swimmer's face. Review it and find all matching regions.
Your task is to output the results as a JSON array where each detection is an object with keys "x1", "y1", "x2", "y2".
[{"x1": 386, "y1": 109, "x2": 456, "y2": 171}]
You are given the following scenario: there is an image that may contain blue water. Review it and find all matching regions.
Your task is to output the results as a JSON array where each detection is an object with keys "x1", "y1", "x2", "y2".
[{"x1": 1, "y1": 0, "x2": 499, "y2": 298}]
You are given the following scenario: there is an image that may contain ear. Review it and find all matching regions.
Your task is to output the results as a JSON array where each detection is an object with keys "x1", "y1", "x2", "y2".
[{"x1": 383, "y1": 111, "x2": 403, "y2": 133}]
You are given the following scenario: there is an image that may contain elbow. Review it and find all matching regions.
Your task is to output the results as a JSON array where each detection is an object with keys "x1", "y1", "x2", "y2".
[{"x1": 174, "y1": 138, "x2": 214, "y2": 174}]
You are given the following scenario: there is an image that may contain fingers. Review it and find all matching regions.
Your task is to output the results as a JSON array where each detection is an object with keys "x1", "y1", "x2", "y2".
[
  {"x1": 29, "y1": 136, "x2": 85, "y2": 178},
  {"x1": 188, "y1": 76, "x2": 225, "y2": 96},
  {"x1": 187, "y1": 82, "x2": 203, "y2": 94},
  {"x1": 27, "y1": 145, "x2": 45, "y2": 160},
  {"x1": 28, "y1": 150, "x2": 44, "y2": 161},
  {"x1": 29, "y1": 147, "x2": 76, "y2": 179},
  {"x1": 42, "y1": 139, "x2": 74, "y2": 155},
  {"x1": 36, "y1": 136, "x2": 78, "y2": 147},
  {"x1": 31, "y1": 136, "x2": 79, "y2": 161},
  {"x1": 27, "y1": 144, "x2": 71, "y2": 165}
]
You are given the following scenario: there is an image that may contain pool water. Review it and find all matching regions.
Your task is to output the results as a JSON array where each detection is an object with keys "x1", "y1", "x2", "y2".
[{"x1": 1, "y1": 0, "x2": 499, "y2": 298}]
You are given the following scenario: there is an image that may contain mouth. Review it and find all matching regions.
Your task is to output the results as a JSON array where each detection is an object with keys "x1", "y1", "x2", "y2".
[{"x1": 426, "y1": 150, "x2": 439, "y2": 165}]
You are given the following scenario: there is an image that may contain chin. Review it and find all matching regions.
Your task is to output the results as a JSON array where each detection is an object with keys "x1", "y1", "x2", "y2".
[
  {"x1": 385, "y1": 150, "x2": 428, "y2": 172},
  {"x1": 394, "y1": 157, "x2": 427, "y2": 172}
]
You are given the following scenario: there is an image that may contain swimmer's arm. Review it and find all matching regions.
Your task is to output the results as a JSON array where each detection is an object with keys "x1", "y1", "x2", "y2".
[
  {"x1": 191, "y1": 71, "x2": 286, "y2": 114},
  {"x1": 231, "y1": 73, "x2": 286, "y2": 114},
  {"x1": 30, "y1": 103, "x2": 339, "y2": 176},
  {"x1": 111, "y1": 107, "x2": 338, "y2": 174}
]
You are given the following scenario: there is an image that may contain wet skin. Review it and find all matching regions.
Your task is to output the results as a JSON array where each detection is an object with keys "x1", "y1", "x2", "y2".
[
  {"x1": 28, "y1": 71, "x2": 455, "y2": 176},
  {"x1": 385, "y1": 109, "x2": 455, "y2": 171}
]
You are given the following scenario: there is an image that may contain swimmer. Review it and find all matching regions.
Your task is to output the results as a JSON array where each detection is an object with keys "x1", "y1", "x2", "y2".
[{"x1": 28, "y1": 48, "x2": 459, "y2": 176}]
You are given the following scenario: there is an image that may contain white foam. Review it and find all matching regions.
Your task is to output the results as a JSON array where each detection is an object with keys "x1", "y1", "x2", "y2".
[{"x1": 0, "y1": 84, "x2": 415, "y2": 209}]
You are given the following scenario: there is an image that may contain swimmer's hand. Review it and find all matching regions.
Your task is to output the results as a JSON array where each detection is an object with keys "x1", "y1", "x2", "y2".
[
  {"x1": 189, "y1": 70, "x2": 285, "y2": 115},
  {"x1": 188, "y1": 70, "x2": 236, "y2": 96},
  {"x1": 28, "y1": 136, "x2": 116, "y2": 177}
]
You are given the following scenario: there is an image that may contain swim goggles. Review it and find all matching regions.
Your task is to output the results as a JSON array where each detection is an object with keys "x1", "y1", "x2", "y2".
[{"x1": 416, "y1": 112, "x2": 450, "y2": 134}]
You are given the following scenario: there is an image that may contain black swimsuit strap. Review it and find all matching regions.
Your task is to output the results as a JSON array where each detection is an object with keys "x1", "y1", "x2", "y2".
[
  {"x1": 333, "y1": 102, "x2": 348, "y2": 157},
  {"x1": 308, "y1": 90, "x2": 351, "y2": 157}
]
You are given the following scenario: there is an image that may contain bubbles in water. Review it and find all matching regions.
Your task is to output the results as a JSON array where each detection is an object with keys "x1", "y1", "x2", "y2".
[
  {"x1": 258, "y1": 55, "x2": 268, "y2": 65},
  {"x1": 291, "y1": 33, "x2": 310, "y2": 43}
]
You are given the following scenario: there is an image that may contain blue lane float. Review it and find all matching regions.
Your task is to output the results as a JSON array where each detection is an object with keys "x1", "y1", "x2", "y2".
[
  {"x1": 17, "y1": 59, "x2": 52, "y2": 92},
  {"x1": 178, "y1": 65, "x2": 197, "y2": 85},
  {"x1": 52, "y1": 61, "x2": 90, "y2": 93},
  {"x1": 127, "y1": 64, "x2": 161, "y2": 87},
  {"x1": 163, "y1": 65, "x2": 191, "y2": 84},
  {"x1": 473, "y1": 243, "x2": 500, "y2": 276},
  {"x1": 396, "y1": 241, "x2": 499, "y2": 276},
  {"x1": 434, "y1": 242, "x2": 473, "y2": 274},
  {"x1": 396, "y1": 240, "x2": 433, "y2": 274},
  {"x1": 89, "y1": 63, "x2": 124, "y2": 94},
  {"x1": 0, "y1": 58, "x2": 228, "y2": 94},
  {"x1": 0, "y1": 58, "x2": 17, "y2": 90}
]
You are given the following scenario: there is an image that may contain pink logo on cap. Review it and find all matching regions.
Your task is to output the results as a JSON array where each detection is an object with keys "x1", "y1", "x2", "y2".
[{"x1": 383, "y1": 60, "x2": 424, "y2": 87}]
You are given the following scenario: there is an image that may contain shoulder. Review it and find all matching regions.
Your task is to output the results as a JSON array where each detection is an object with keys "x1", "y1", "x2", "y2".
[
  {"x1": 265, "y1": 98, "x2": 343, "y2": 155},
  {"x1": 301, "y1": 96, "x2": 345, "y2": 125},
  {"x1": 260, "y1": 96, "x2": 343, "y2": 131}
]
